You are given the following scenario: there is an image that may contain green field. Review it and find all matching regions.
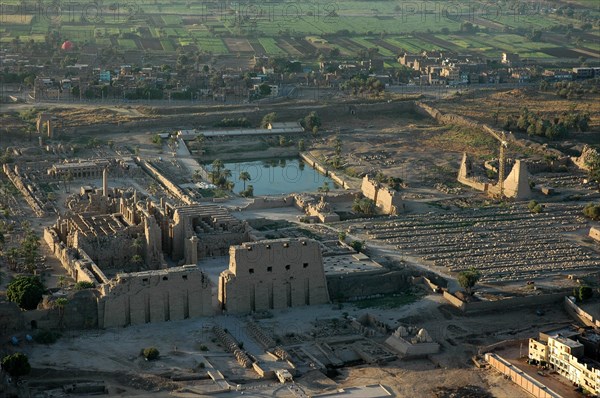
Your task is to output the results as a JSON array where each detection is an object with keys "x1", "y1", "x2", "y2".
[
  {"x1": 197, "y1": 38, "x2": 228, "y2": 54},
  {"x1": 0, "y1": 0, "x2": 597, "y2": 61},
  {"x1": 258, "y1": 38, "x2": 286, "y2": 55},
  {"x1": 117, "y1": 39, "x2": 138, "y2": 49}
]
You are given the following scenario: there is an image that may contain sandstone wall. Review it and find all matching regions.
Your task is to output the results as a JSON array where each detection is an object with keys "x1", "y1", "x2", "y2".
[
  {"x1": 219, "y1": 239, "x2": 329, "y2": 313},
  {"x1": 327, "y1": 270, "x2": 414, "y2": 301},
  {"x1": 299, "y1": 152, "x2": 352, "y2": 190},
  {"x1": 361, "y1": 175, "x2": 402, "y2": 215},
  {"x1": 135, "y1": 158, "x2": 194, "y2": 205},
  {"x1": 98, "y1": 265, "x2": 212, "y2": 328},
  {"x1": 0, "y1": 300, "x2": 24, "y2": 338},
  {"x1": 443, "y1": 291, "x2": 565, "y2": 313},
  {"x1": 44, "y1": 227, "x2": 105, "y2": 284}
]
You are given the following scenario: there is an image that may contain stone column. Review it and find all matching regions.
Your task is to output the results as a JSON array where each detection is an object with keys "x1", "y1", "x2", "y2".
[{"x1": 185, "y1": 236, "x2": 199, "y2": 265}]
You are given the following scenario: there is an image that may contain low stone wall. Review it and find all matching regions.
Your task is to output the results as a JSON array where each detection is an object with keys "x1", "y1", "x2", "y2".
[
  {"x1": 564, "y1": 296, "x2": 600, "y2": 328},
  {"x1": 415, "y1": 101, "x2": 483, "y2": 131},
  {"x1": 443, "y1": 291, "x2": 565, "y2": 313},
  {"x1": 485, "y1": 353, "x2": 561, "y2": 398},
  {"x1": 22, "y1": 290, "x2": 99, "y2": 331},
  {"x1": 0, "y1": 300, "x2": 24, "y2": 338},
  {"x1": 300, "y1": 152, "x2": 352, "y2": 190},
  {"x1": 243, "y1": 196, "x2": 295, "y2": 210},
  {"x1": 135, "y1": 157, "x2": 194, "y2": 205},
  {"x1": 327, "y1": 270, "x2": 415, "y2": 301},
  {"x1": 457, "y1": 174, "x2": 489, "y2": 192}
]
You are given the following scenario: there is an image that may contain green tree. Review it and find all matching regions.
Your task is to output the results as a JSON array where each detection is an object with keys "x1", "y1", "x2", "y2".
[
  {"x1": 303, "y1": 111, "x2": 322, "y2": 131},
  {"x1": 240, "y1": 184, "x2": 254, "y2": 198},
  {"x1": 573, "y1": 286, "x2": 593, "y2": 302},
  {"x1": 528, "y1": 200, "x2": 543, "y2": 214},
  {"x1": 1, "y1": 353, "x2": 31, "y2": 380},
  {"x1": 583, "y1": 203, "x2": 600, "y2": 220},
  {"x1": 239, "y1": 171, "x2": 251, "y2": 191},
  {"x1": 131, "y1": 254, "x2": 143, "y2": 270},
  {"x1": 349, "y1": 240, "x2": 364, "y2": 252},
  {"x1": 196, "y1": 134, "x2": 206, "y2": 151},
  {"x1": 6, "y1": 275, "x2": 44, "y2": 310},
  {"x1": 211, "y1": 159, "x2": 224, "y2": 174},
  {"x1": 55, "y1": 298, "x2": 68, "y2": 329},
  {"x1": 352, "y1": 198, "x2": 376, "y2": 215},
  {"x1": 261, "y1": 112, "x2": 277, "y2": 128},
  {"x1": 258, "y1": 83, "x2": 272, "y2": 97},
  {"x1": 457, "y1": 268, "x2": 481, "y2": 295},
  {"x1": 151, "y1": 134, "x2": 162, "y2": 145},
  {"x1": 585, "y1": 151, "x2": 600, "y2": 193},
  {"x1": 318, "y1": 181, "x2": 330, "y2": 197},
  {"x1": 338, "y1": 231, "x2": 347, "y2": 242},
  {"x1": 143, "y1": 347, "x2": 160, "y2": 360},
  {"x1": 298, "y1": 139, "x2": 305, "y2": 151},
  {"x1": 75, "y1": 281, "x2": 95, "y2": 290}
]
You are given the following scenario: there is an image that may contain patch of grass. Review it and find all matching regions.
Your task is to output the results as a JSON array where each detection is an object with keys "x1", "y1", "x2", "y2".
[{"x1": 352, "y1": 293, "x2": 418, "y2": 309}]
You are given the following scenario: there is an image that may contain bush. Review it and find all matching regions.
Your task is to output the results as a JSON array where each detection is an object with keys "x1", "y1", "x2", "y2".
[
  {"x1": 142, "y1": 347, "x2": 160, "y2": 360},
  {"x1": 34, "y1": 329, "x2": 61, "y2": 345},
  {"x1": 349, "y1": 240, "x2": 364, "y2": 252},
  {"x1": 583, "y1": 203, "x2": 600, "y2": 220},
  {"x1": 199, "y1": 345, "x2": 208, "y2": 351},
  {"x1": 1, "y1": 353, "x2": 31, "y2": 379},
  {"x1": 74, "y1": 281, "x2": 95, "y2": 290},
  {"x1": 528, "y1": 200, "x2": 543, "y2": 214}
]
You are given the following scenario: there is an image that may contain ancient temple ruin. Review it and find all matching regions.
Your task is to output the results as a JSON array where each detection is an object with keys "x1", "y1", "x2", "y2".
[{"x1": 219, "y1": 239, "x2": 330, "y2": 313}]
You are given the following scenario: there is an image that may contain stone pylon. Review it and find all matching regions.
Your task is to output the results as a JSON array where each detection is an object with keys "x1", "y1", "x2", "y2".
[{"x1": 503, "y1": 160, "x2": 531, "y2": 200}]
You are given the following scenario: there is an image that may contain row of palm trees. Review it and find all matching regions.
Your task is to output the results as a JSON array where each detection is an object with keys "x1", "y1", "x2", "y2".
[{"x1": 209, "y1": 159, "x2": 251, "y2": 193}]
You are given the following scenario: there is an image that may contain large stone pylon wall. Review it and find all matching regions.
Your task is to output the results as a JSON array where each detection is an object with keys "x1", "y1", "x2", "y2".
[
  {"x1": 219, "y1": 239, "x2": 330, "y2": 314},
  {"x1": 98, "y1": 265, "x2": 212, "y2": 328}
]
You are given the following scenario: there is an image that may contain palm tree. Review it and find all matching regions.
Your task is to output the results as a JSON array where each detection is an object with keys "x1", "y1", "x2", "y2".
[
  {"x1": 196, "y1": 134, "x2": 206, "y2": 150},
  {"x1": 131, "y1": 254, "x2": 143, "y2": 271},
  {"x1": 211, "y1": 159, "x2": 224, "y2": 183},
  {"x1": 57, "y1": 275, "x2": 67, "y2": 290},
  {"x1": 220, "y1": 168, "x2": 232, "y2": 188},
  {"x1": 63, "y1": 171, "x2": 73, "y2": 193},
  {"x1": 318, "y1": 181, "x2": 330, "y2": 197},
  {"x1": 239, "y1": 171, "x2": 251, "y2": 190},
  {"x1": 212, "y1": 159, "x2": 224, "y2": 174},
  {"x1": 55, "y1": 298, "x2": 68, "y2": 329}
]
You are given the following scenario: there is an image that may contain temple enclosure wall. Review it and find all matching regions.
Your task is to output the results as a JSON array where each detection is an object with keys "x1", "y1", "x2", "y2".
[
  {"x1": 62, "y1": 100, "x2": 418, "y2": 135},
  {"x1": 442, "y1": 291, "x2": 565, "y2": 313}
]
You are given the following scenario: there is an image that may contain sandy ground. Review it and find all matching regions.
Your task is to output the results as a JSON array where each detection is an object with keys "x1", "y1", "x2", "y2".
[{"x1": 22, "y1": 291, "x2": 576, "y2": 397}]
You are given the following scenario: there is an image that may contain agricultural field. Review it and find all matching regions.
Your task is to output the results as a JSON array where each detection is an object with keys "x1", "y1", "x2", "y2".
[{"x1": 0, "y1": 0, "x2": 597, "y2": 61}]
